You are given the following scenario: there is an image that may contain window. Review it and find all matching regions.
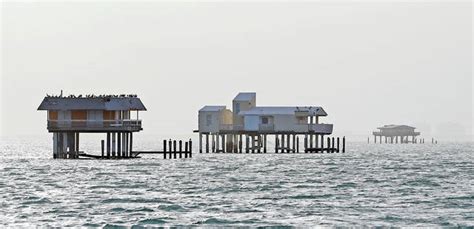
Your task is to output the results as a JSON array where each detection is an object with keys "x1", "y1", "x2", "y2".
[
  {"x1": 206, "y1": 114, "x2": 212, "y2": 126},
  {"x1": 261, "y1": 117, "x2": 269, "y2": 124}
]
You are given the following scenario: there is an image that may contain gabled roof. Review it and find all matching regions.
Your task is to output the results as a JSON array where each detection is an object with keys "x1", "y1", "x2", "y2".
[
  {"x1": 37, "y1": 97, "x2": 147, "y2": 111},
  {"x1": 239, "y1": 106, "x2": 327, "y2": 116},
  {"x1": 199, "y1": 105, "x2": 226, "y2": 112},
  {"x1": 378, "y1": 125, "x2": 416, "y2": 130},
  {"x1": 233, "y1": 92, "x2": 256, "y2": 102}
]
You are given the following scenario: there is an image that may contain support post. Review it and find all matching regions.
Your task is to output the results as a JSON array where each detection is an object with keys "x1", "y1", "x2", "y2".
[
  {"x1": 332, "y1": 137, "x2": 335, "y2": 153},
  {"x1": 342, "y1": 136, "x2": 346, "y2": 153},
  {"x1": 281, "y1": 134, "x2": 285, "y2": 153},
  {"x1": 245, "y1": 135, "x2": 249, "y2": 153},
  {"x1": 275, "y1": 135, "x2": 279, "y2": 153},
  {"x1": 173, "y1": 140, "x2": 177, "y2": 159},
  {"x1": 107, "y1": 132, "x2": 110, "y2": 159},
  {"x1": 296, "y1": 136, "x2": 300, "y2": 153},
  {"x1": 239, "y1": 134, "x2": 243, "y2": 153},
  {"x1": 199, "y1": 133, "x2": 203, "y2": 153},
  {"x1": 101, "y1": 139, "x2": 105, "y2": 159},
  {"x1": 206, "y1": 134, "x2": 209, "y2": 153},
  {"x1": 263, "y1": 134, "x2": 267, "y2": 153},
  {"x1": 117, "y1": 132, "x2": 121, "y2": 159},
  {"x1": 179, "y1": 140, "x2": 183, "y2": 158},
  {"x1": 337, "y1": 137, "x2": 340, "y2": 153},
  {"x1": 292, "y1": 134, "x2": 296, "y2": 153},
  {"x1": 129, "y1": 133, "x2": 133, "y2": 157}
]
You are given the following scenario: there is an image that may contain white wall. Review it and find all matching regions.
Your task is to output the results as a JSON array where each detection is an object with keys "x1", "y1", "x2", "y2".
[{"x1": 198, "y1": 110, "x2": 220, "y2": 133}]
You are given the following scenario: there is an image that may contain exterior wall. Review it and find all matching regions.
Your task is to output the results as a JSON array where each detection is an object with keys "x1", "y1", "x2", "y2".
[
  {"x1": 233, "y1": 99, "x2": 256, "y2": 127},
  {"x1": 244, "y1": 115, "x2": 259, "y2": 131},
  {"x1": 273, "y1": 114, "x2": 300, "y2": 132},
  {"x1": 199, "y1": 110, "x2": 220, "y2": 133},
  {"x1": 220, "y1": 109, "x2": 233, "y2": 125}
]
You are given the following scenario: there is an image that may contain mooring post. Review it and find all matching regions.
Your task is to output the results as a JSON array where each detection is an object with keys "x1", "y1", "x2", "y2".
[
  {"x1": 101, "y1": 140, "x2": 105, "y2": 159},
  {"x1": 342, "y1": 136, "x2": 346, "y2": 153},
  {"x1": 189, "y1": 139, "x2": 193, "y2": 158},
  {"x1": 185, "y1": 141, "x2": 189, "y2": 158},
  {"x1": 337, "y1": 137, "x2": 340, "y2": 153}
]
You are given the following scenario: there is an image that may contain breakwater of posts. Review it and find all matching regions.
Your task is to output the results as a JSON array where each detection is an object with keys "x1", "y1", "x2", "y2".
[{"x1": 130, "y1": 139, "x2": 193, "y2": 159}]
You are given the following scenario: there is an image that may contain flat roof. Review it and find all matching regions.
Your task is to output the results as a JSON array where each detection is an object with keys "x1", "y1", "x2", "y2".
[
  {"x1": 239, "y1": 106, "x2": 327, "y2": 116},
  {"x1": 233, "y1": 92, "x2": 256, "y2": 101},
  {"x1": 199, "y1": 105, "x2": 226, "y2": 112},
  {"x1": 377, "y1": 125, "x2": 416, "y2": 129}
]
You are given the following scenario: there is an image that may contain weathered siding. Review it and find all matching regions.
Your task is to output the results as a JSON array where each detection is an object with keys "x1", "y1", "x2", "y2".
[{"x1": 199, "y1": 110, "x2": 220, "y2": 133}]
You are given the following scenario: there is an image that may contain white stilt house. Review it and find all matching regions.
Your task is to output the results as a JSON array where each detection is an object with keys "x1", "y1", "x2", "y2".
[
  {"x1": 197, "y1": 92, "x2": 336, "y2": 153},
  {"x1": 38, "y1": 94, "x2": 146, "y2": 159}
]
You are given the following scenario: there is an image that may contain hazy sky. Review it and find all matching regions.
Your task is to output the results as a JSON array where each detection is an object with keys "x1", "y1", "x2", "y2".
[{"x1": 1, "y1": 1, "x2": 472, "y2": 141}]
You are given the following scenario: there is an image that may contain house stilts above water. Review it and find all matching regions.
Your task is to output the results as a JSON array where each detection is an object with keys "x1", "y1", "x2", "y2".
[
  {"x1": 195, "y1": 92, "x2": 345, "y2": 153},
  {"x1": 37, "y1": 94, "x2": 146, "y2": 159},
  {"x1": 372, "y1": 125, "x2": 422, "y2": 144}
]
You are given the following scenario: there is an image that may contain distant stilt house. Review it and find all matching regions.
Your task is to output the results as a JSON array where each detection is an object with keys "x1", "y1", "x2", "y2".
[
  {"x1": 372, "y1": 125, "x2": 421, "y2": 144},
  {"x1": 38, "y1": 94, "x2": 146, "y2": 159},
  {"x1": 196, "y1": 92, "x2": 343, "y2": 153}
]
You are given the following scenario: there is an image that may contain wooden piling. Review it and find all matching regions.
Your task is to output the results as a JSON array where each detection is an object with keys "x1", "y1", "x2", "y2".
[
  {"x1": 275, "y1": 135, "x2": 279, "y2": 153},
  {"x1": 222, "y1": 134, "x2": 226, "y2": 153},
  {"x1": 326, "y1": 137, "x2": 330, "y2": 153},
  {"x1": 179, "y1": 140, "x2": 183, "y2": 158},
  {"x1": 239, "y1": 134, "x2": 243, "y2": 153},
  {"x1": 296, "y1": 136, "x2": 300, "y2": 153},
  {"x1": 185, "y1": 141, "x2": 189, "y2": 158},
  {"x1": 337, "y1": 137, "x2": 340, "y2": 153},
  {"x1": 342, "y1": 136, "x2": 346, "y2": 153},
  {"x1": 189, "y1": 139, "x2": 193, "y2": 158},
  {"x1": 304, "y1": 136, "x2": 308, "y2": 153},
  {"x1": 107, "y1": 132, "x2": 110, "y2": 159},
  {"x1": 245, "y1": 135, "x2": 249, "y2": 153},
  {"x1": 331, "y1": 137, "x2": 335, "y2": 153},
  {"x1": 173, "y1": 140, "x2": 177, "y2": 159},
  {"x1": 199, "y1": 133, "x2": 203, "y2": 153},
  {"x1": 263, "y1": 134, "x2": 267, "y2": 153},
  {"x1": 281, "y1": 134, "x2": 285, "y2": 153},
  {"x1": 101, "y1": 140, "x2": 105, "y2": 159}
]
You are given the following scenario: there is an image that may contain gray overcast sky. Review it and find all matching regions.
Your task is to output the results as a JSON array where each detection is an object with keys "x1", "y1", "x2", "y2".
[{"x1": 1, "y1": 1, "x2": 472, "y2": 141}]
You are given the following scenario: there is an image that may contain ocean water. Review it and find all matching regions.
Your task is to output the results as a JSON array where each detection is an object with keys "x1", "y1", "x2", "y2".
[{"x1": 0, "y1": 136, "x2": 472, "y2": 227}]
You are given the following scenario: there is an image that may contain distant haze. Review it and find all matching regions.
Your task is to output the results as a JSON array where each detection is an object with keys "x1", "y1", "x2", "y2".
[{"x1": 1, "y1": 1, "x2": 472, "y2": 141}]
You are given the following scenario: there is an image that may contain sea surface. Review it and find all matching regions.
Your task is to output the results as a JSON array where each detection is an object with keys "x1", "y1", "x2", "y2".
[{"x1": 0, "y1": 136, "x2": 473, "y2": 227}]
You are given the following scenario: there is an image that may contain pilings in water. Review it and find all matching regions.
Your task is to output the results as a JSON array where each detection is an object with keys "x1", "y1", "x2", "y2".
[
  {"x1": 133, "y1": 139, "x2": 193, "y2": 159},
  {"x1": 370, "y1": 135, "x2": 435, "y2": 144},
  {"x1": 198, "y1": 132, "x2": 346, "y2": 154}
]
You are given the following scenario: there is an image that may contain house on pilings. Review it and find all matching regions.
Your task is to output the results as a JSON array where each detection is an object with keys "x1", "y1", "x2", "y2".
[
  {"x1": 37, "y1": 94, "x2": 146, "y2": 159},
  {"x1": 196, "y1": 92, "x2": 336, "y2": 153}
]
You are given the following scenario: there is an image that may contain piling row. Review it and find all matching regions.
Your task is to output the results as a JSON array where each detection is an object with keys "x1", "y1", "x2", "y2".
[{"x1": 198, "y1": 133, "x2": 346, "y2": 154}]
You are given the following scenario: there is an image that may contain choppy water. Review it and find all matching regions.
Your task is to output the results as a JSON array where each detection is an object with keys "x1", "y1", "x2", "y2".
[{"x1": 0, "y1": 136, "x2": 473, "y2": 227}]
